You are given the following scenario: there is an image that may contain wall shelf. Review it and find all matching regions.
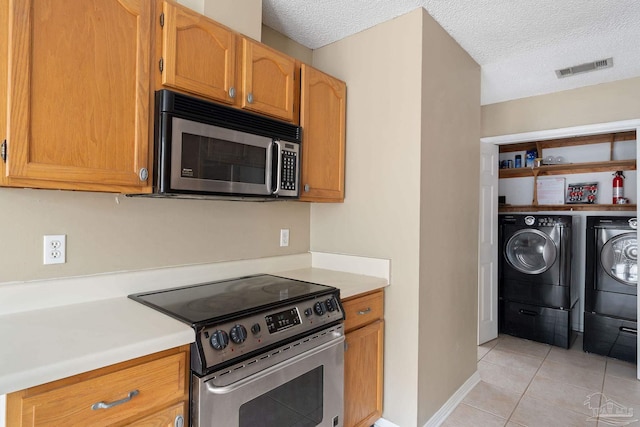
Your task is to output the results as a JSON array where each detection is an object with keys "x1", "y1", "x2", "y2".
[
  {"x1": 499, "y1": 204, "x2": 637, "y2": 213},
  {"x1": 499, "y1": 159, "x2": 637, "y2": 179},
  {"x1": 499, "y1": 131, "x2": 637, "y2": 210}
]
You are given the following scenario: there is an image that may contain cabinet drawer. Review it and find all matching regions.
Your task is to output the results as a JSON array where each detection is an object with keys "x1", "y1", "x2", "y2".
[
  {"x1": 10, "y1": 351, "x2": 188, "y2": 427},
  {"x1": 343, "y1": 290, "x2": 384, "y2": 332},
  {"x1": 128, "y1": 401, "x2": 187, "y2": 427}
]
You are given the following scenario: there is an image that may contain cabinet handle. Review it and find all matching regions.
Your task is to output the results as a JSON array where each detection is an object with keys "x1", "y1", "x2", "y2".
[
  {"x1": 91, "y1": 389, "x2": 139, "y2": 410},
  {"x1": 174, "y1": 414, "x2": 185, "y2": 427},
  {"x1": 357, "y1": 308, "x2": 372, "y2": 315},
  {"x1": 139, "y1": 168, "x2": 149, "y2": 181},
  {"x1": 247, "y1": 93, "x2": 254, "y2": 104},
  {"x1": 518, "y1": 309, "x2": 538, "y2": 317},
  {"x1": 228, "y1": 87, "x2": 236, "y2": 99},
  {"x1": 304, "y1": 184, "x2": 310, "y2": 192}
]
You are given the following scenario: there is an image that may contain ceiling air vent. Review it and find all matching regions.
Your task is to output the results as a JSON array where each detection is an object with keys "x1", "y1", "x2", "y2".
[{"x1": 555, "y1": 57, "x2": 613, "y2": 78}]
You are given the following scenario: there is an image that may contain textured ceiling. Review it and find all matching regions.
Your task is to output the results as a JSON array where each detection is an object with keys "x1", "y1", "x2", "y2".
[{"x1": 262, "y1": 0, "x2": 640, "y2": 105}]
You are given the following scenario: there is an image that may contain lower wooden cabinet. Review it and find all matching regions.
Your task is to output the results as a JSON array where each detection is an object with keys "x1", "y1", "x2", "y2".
[
  {"x1": 6, "y1": 345, "x2": 190, "y2": 427},
  {"x1": 343, "y1": 290, "x2": 384, "y2": 427}
]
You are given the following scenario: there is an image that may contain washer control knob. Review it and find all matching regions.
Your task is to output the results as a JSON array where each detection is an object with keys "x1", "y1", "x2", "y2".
[
  {"x1": 210, "y1": 330, "x2": 229, "y2": 350},
  {"x1": 230, "y1": 324, "x2": 248, "y2": 344},
  {"x1": 304, "y1": 308, "x2": 313, "y2": 317},
  {"x1": 314, "y1": 301, "x2": 326, "y2": 316},
  {"x1": 251, "y1": 323, "x2": 261, "y2": 335},
  {"x1": 326, "y1": 298, "x2": 337, "y2": 312}
]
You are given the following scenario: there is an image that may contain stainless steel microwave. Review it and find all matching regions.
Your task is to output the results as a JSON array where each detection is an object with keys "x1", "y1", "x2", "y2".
[{"x1": 154, "y1": 90, "x2": 302, "y2": 199}]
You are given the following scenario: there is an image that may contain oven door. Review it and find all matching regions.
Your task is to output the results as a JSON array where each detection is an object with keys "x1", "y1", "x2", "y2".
[
  {"x1": 193, "y1": 332, "x2": 344, "y2": 427},
  {"x1": 169, "y1": 117, "x2": 274, "y2": 196}
]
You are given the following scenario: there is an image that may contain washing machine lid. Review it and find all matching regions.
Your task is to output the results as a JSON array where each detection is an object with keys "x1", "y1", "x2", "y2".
[
  {"x1": 505, "y1": 229, "x2": 557, "y2": 274},
  {"x1": 601, "y1": 233, "x2": 638, "y2": 286}
]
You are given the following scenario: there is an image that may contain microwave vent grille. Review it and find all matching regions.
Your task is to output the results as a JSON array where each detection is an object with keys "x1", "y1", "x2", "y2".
[{"x1": 167, "y1": 91, "x2": 301, "y2": 142}]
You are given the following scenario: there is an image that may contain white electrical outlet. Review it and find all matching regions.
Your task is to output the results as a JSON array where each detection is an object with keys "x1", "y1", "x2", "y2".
[
  {"x1": 280, "y1": 229, "x2": 290, "y2": 247},
  {"x1": 44, "y1": 235, "x2": 66, "y2": 265}
]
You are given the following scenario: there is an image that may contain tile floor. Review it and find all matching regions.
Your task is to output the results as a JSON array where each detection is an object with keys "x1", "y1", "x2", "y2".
[{"x1": 442, "y1": 334, "x2": 640, "y2": 427}]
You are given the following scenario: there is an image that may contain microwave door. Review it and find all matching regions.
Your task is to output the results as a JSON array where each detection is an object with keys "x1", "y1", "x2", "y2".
[{"x1": 170, "y1": 118, "x2": 273, "y2": 196}]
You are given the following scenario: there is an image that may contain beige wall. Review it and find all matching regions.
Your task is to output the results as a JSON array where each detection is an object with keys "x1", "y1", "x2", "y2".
[
  {"x1": 0, "y1": 0, "x2": 312, "y2": 285},
  {"x1": 203, "y1": 0, "x2": 262, "y2": 41},
  {"x1": 261, "y1": 25, "x2": 313, "y2": 64},
  {"x1": 312, "y1": 10, "x2": 424, "y2": 427},
  {"x1": 177, "y1": 0, "x2": 204, "y2": 14},
  {"x1": 0, "y1": 188, "x2": 309, "y2": 283},
  {"x1": 417, "y1": 9, "x2": 480, "y2": 422},
  {"x1": 312, "y1": 8, "x2": 480, "y2": 426},
  {"x1": 482, "y1": 77, "x2": 640, "y2": 137},
  {"x1": 177, "y1": 0, "x2": 262, "y2": 41}
]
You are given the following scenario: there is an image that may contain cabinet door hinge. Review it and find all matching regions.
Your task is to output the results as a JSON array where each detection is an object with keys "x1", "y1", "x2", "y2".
[
  {"x1": 159, "y1": 57, "x2": 164, "y2": 72},
  {"x1": 160, "y1": 12, "x2": 165, "y2": 27},
  {"x1": 1, "y1": 140, "x2": 6, "y2": 163}
]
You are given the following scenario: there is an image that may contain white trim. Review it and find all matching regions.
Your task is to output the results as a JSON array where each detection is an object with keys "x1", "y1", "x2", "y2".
[
  {"x1": 423, "y1": 371, "x2": 481, "y2": 427},
  {"x1": 373, "y1": 371, "x2": 481, "y2": 427},
  {"x1": 481, "y1": 119, "x2": 640, "y2": 145},
  {"x1": 0, "y1": 394, "x2": 5, "y2": 427}
]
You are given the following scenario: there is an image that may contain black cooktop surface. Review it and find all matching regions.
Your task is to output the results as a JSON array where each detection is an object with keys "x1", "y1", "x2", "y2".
[{"x1": 129, "y1": 274, "x2": 335, "y2": 326}]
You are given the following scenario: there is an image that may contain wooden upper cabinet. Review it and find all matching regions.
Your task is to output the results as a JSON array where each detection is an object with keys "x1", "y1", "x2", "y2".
[
  {"x1": 240, "y1": 38, "x2": 296, "y2": 122},
  {"x1": 160, "y1": 1, "x2": 236, "y2": 104},
  {"x1": 299, "y1": 64, "x2": 346, "y2": 202},
  {"x1": 3, "y1": 0, "x2": 153, "y2": 192}
]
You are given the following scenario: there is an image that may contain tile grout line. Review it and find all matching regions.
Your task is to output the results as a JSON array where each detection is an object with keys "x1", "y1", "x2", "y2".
[{"x1": 502, "y1": 344, "x2": 552, "y2": 426}]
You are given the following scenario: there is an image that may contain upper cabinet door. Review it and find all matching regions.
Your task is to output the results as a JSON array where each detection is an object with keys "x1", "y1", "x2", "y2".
[
  {"x1": 299, "y1": 64, "x2": 346, "y2": 202},
  {"x1": 5, "y1": 0, "x2": 152, "y2": 192},
  {"x1": 240, "y1": 38, "x2": 296, "y2": 122},
  {"x1": 160, "y1": 1, "x2": 237, "y2": 104}
]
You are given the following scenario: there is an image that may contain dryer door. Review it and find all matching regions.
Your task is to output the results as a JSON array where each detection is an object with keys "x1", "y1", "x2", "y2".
[
  {"x1": 601, "y1": 232, "x2": 638, "y2": 286},
  {"x1": 505, "y1": 229, "x2": 557, "y2": 275}
]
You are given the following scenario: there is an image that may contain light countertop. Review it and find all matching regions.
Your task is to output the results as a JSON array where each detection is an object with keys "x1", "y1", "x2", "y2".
[
  {"x1": 0, "y1": 257, "x2": 388, "y2": 396},
  {"x1": 0, "y1": 298, "x2": 194, "y2": 395},
  {"x1": 275, "y1": 267, "x2": 388, "y2": 299}
]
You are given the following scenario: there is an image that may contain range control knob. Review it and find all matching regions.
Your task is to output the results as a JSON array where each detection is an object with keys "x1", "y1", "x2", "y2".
[
  {"x1": 314, "y1": 301, "x2": 326, "y2": 316},
  {"x1": 251, "y1": 323, "x2": 261, "y2": 335},
  {"x1": 230, "y1": 324, "x2": 248, "y2": 344},
  {"x1": 304, "y1": 308, "x2": 313, "y2": 317},
  {"x1": 326, "y1": 298, "x2": 337, "y2": 312},
  {"x1": 210, "y1": 330, "x2": 229, "y2": 350}
]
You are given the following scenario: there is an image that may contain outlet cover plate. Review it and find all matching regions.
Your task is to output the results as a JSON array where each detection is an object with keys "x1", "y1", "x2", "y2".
[{"x1": 44, "y1": 234, "x2": 66, "y2": 265}]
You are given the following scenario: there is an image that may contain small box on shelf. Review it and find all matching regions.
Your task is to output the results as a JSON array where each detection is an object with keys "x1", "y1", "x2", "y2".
[{"x1": 566, "y1": 182, "x2": 598, "y2": 204}]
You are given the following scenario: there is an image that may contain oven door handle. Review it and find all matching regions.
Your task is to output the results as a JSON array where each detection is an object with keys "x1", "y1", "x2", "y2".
[{"x1": 205, "y1": 335, "x2": 344, "y2": 395}]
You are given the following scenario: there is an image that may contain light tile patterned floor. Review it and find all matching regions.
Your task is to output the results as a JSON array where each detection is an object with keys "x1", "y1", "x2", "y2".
[{"x1": 442, "y1": 334, "x2": 639, "y2": 427}]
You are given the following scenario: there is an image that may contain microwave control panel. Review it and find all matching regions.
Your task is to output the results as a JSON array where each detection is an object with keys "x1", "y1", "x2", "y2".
[
  {"x1": 276, "y1": 140, "x2": 300, "y2": 197},
  {"x1": 281, "y1": 150, "x2": 297, "y2": 191}
]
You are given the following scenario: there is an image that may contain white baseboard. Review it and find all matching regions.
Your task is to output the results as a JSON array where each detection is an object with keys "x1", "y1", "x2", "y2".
[
  {"x1": 423, "y1": 371, "x2": 481, "y2": 427},
  {"x1": 372, "y1": 371, "x2": 480, "y2": 427}
]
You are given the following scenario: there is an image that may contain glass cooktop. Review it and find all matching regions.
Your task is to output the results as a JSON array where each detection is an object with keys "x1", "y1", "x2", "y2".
[{"x1": 129, "y1": 274, "x2": 335, "y2": 326}]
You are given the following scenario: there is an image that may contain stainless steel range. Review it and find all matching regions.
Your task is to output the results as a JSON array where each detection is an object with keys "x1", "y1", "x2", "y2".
[{"x1": 129, "y1": 274, "x2": 345, "y2": 427}]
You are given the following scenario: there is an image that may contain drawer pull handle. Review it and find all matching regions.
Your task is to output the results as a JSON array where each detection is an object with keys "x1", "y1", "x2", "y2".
[
  {"x1": 518, "y1": 309, "x2": 538, "y2": 317},
  {"x1": 620, "y1": 327, "x2": 637, "y2": 335},
  {"x1": 91, "y1": 389, "x2": 139, "y2": 410},
  {"x1": 357, "y1": 308, "x2": 372, "y2": 315}
]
